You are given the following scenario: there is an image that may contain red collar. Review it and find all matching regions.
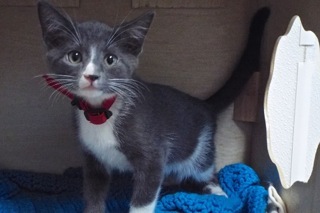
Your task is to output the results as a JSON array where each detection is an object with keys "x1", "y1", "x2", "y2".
[{"x1": 43, "y1": 75, "x2": 116, "y2": 125}]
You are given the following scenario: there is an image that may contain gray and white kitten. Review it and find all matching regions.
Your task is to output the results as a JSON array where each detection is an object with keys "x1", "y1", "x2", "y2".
[{"x1": 37, "y1": 1, "x2": 269, "y2": 213}]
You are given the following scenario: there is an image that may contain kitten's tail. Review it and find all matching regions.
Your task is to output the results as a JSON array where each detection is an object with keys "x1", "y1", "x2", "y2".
[{"x1": 206, "y1": 7, "x2": 270, "y2": 112}]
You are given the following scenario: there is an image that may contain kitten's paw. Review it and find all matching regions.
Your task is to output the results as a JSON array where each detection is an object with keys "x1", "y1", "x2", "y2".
[
  {"x1": 129, "y1": 200, "x2": 157, "y2": 213},
  {"x1": 203, "y1": 182, "x2": 228, "y2": 197},
  {"x1": 83, "y1": 204, "x2": 106, "y2": 213}
]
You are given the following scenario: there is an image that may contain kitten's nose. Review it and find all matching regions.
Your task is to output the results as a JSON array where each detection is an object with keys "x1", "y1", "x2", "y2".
[{"x1": 84, "y1": 74, "x2": 100, "y2": 82}]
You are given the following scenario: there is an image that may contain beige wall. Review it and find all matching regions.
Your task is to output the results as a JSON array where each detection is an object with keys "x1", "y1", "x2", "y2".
[{"x1": 251, "y1": 0, "x2": 320, "y2": 212}]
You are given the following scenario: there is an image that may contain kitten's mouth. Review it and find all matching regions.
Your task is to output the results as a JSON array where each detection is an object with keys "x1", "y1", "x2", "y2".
[
  {"x1": 82, "y1": 85, "x2": 96, "y2": 90},
  {"x1": 78, "y1": 86, "x2": 104, "y2": 100}
]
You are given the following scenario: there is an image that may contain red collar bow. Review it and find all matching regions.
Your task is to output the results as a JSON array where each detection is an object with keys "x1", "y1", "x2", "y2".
[{"x1": 43, "y1": 75, "x2": 116, "y2": 125}]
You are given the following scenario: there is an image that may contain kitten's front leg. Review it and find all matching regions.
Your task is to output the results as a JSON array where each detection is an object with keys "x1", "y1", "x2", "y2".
[
  {"x1": 129, "y1": 167, "x2": 163, "y2": 213},
  {"x1": 82, "y1": 151, "x2": 110, "y2": 213}
]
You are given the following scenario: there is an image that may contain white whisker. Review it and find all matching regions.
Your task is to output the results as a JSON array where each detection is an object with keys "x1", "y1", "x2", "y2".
[
  {"x1": 39, "y1": 74, "x2": 77, "y2": 105},
  {"x1": 106, "y1": 10, "x2": 134, "y2": 47},
  {"x1": 106, "y1": 33, "x2": 145, "y2": 48},
  {"x1": 103, "y1": 78, "x2": 148, "y2": 108},
  {"x1": 48, "y1": 19, "x2": 81, "y2": 46},
  {"x1": 106, "y1": 26, "x2": 147, "y2": 48}
]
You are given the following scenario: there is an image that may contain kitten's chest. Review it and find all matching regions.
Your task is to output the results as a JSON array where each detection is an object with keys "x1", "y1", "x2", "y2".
[{"x1": 77, "y1": 110, "x2": 132, "y2": 172}]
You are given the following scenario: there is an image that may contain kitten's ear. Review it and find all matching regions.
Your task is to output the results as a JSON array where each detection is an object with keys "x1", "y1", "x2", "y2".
[
  {"x1": 114, "y1": 11, "x2": 155, "y2": 56},
  {"x1": 37, "y1": 1, "x2": 80, "y2": 49}
]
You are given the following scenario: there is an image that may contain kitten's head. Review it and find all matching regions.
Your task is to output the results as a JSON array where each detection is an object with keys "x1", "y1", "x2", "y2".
[{"x1": 38, "y1": 1, "x2": 154, "y2": 105}]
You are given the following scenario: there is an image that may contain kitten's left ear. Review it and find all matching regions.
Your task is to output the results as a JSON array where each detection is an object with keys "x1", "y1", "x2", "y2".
[
  {"x1": 113, "y1": 11, "x2": 155, "y2": 56},
  {"x1": 37, "y1": 1, "x2": 80, "y2": 49}
]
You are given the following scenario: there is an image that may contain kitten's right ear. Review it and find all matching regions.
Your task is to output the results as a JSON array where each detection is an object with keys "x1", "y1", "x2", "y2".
[
  {"x1": 37, "y1": 0, "x2": 80, "y2": 49},
  {"x1": 112, "y1": 11, "x2": 155, "y2": 56}
]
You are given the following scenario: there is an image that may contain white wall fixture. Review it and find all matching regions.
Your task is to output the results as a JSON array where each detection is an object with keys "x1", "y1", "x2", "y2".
[{"x1": 264, "y1": 16, "x2": 320, "y2": 189}]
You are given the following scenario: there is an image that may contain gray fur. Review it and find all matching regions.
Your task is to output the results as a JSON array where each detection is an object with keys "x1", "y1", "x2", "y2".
[{"x1": 37, "y1": 1, "x2": 269, "y2": 212}]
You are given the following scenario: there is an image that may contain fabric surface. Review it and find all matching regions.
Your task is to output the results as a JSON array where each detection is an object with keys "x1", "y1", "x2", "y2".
[{"x1": 0, "y1": 164, "x2": 267, "y2": 213}]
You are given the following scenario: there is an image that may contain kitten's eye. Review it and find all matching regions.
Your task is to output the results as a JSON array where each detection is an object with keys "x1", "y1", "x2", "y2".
[
  {"x1": 67, "y1": 51, "x2": 82, "y2": 64},
  {"x1": 105, "y1": 54, "x2": 118, "y2": 66}
]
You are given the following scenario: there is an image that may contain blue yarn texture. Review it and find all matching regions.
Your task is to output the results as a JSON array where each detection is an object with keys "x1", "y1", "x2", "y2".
[{"x1": 0, "y1": 164, "x2": 267, "y2": 213}]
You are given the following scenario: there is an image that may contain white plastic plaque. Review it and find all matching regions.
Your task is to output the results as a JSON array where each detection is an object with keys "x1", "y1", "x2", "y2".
[{"x1": 264, "y1": 16, "x2": 320, "y2": 189}]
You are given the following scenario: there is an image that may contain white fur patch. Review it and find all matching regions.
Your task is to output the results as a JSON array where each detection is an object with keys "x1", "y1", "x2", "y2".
[
  {"x1": 78, "y1": 46, "x2": 106, "y2": 100},
  {"x1": 129, "y1": 189, "x2": 159, "y2": 213},
  {"x1": 204, "y1": 182, "x2": 228, "y2": 197},
  {"x1": 165, "y1": 125, "x2": 215, "y2": 182},
  {"x1": 79, "y1": 76, "x2": 91, "y2": 89},
  {"x1": 79, "y1": 47, "x2": 97, "y2": 89},
  {"x1": 78, "y1": 100, "x2": 132, "y2": 172},
  {"x1": 83, "y1": 62, "x2": 95, "y2": 76},
  {"x1": 130, "y1": 201, "x2": 157, "y2": 213}
]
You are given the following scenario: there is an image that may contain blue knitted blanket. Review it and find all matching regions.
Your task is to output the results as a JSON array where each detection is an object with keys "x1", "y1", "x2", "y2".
[{"x1": 0, "y1": 163, "x2": 267, "y2": 213}]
